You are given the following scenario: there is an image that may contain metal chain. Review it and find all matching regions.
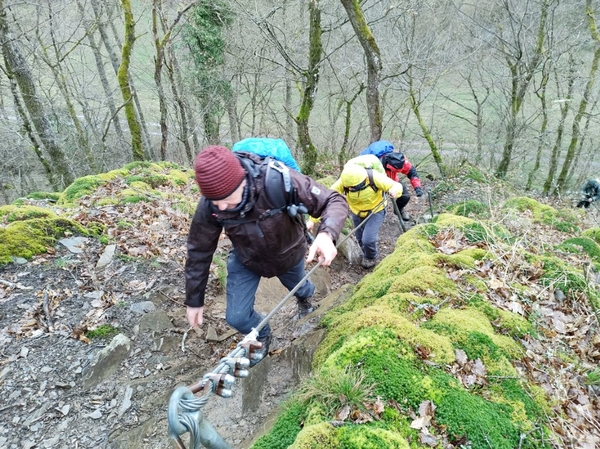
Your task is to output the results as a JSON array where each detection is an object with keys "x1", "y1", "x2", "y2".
[{"x1": 166, "y1": 198, "x2": 387, "y2": 448}]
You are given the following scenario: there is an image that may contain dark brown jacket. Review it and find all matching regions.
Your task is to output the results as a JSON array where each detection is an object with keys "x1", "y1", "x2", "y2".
[{"x1": 184, "y1": 153, "x2": 348, "y2": 308}]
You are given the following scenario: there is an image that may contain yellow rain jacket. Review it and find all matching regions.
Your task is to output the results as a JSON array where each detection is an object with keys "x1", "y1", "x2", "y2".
[{"x1": 331, "y1": 155, "x2": 403, "y2": 218}]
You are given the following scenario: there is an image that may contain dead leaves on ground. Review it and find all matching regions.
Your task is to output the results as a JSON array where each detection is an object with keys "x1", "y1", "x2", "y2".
[
  {"x1": 331, "y1": 396, "x2": 385, "y2": 426},
  {"x1": 428, "y1": 224, "x2": 600, "y2": 446}
]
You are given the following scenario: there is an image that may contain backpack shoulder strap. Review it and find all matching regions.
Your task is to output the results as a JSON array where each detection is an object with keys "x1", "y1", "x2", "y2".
[{"x1": 366, "y1": 168, "x2": 378, "y2": 193}]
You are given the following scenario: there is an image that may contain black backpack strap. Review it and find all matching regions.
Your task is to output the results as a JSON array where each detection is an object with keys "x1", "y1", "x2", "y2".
[{"x1": 366, "y1": 168, "x2": 378, "y2": 192}]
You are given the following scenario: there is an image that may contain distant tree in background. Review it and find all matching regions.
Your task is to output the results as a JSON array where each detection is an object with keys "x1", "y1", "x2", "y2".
[
  {"x1": 0, "y1": 0, "x2": 74, "y2": 190},
  {"x1": 340, "y1": 0, "x2": 383, "y2": 144},
  {"x1": 182, "y1": 0, "x2": 234, "y2": 147}
]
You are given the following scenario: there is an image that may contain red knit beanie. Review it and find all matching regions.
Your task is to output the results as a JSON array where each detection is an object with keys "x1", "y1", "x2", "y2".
[{"x1": 194, "y1": 146, "x2": 246, "y2": 200}]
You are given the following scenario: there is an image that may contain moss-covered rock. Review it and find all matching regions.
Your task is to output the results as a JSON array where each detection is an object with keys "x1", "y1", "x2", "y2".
[
  {"x1": 446, "y1": 199, "x2": 489, "y2": 218},
  {"x1": 0, "y1": 204, "x2": 58, "y2": 222},
  {"x1": 57, "y1": 162, "x2": 194, "y2": 206},
  {"x1": 253, "y1": 212, "x2": 555, "y2": 449},
  {"x1": 289, "y1": 422, "x2": 340, "y2": 449},
  {"x1": 582, "y1": 227, "x2": 600, "y2": 244},
  {"x1": 558, "y1": 237, "x2": 600, "y2": 267},
  {"x1": 0, "y1": 217, "x2": 88, "y2": 265},
  {"x1": 503, "y1": 197, "x2": 578, "y2": 232}
]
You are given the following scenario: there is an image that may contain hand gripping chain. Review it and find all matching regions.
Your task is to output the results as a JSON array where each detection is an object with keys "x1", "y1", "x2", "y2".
[{"x1": 166, "y1": 198, "x2": 389, "y2": 448}]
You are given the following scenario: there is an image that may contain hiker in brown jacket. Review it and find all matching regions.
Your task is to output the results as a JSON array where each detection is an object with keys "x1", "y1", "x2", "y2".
[{"x1": 185, "y1": 145, "x2": 348, "y2": 364}]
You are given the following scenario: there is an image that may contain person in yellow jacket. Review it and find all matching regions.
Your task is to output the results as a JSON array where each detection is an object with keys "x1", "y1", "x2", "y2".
[{"x1": 309, "y1": 155, "x2": 403, "y2": 269}]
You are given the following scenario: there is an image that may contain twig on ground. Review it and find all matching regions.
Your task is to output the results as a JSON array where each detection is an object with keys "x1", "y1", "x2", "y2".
[{"x1": 158, "y1": 289, "x2": 183, "y2": 306}]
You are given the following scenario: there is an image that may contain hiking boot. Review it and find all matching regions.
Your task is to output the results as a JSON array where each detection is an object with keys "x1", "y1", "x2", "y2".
[
  {"x1": 361, "y1": 257, "x2": 377, "y2": 269},
  {"x1": 399, "y1": 208, "x2": 411, "y2": 221},
  {"x1": 297, "y1": 298, "x2": 314, "y2": 319},
  {"x1": 249, "y1": 333, "x2": 271, "y2": 367}
]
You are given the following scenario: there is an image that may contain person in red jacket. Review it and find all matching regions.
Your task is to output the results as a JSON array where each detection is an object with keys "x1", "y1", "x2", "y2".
[
  {"x1": 361, "y1": 140, "x2": 423, "y2": 221},
  {"x1": 185, "y1": 145, "x2": 348, "y2": 365}
]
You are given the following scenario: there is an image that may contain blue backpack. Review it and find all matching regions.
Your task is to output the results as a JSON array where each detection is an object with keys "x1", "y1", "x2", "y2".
[
  {"x1": 233, "y1": 137, "x2": 301, "y2": 172},
  {"x1": 360, "y1": 140, "x2": 395, "y2": 158},
  {"x1": 228, "y1": 138, "x2": 308, "y2": 222}
]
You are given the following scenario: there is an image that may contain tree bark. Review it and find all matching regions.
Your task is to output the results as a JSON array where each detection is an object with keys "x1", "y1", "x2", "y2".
[
  {"x1": 118, "y1": 0, "x2": 144, "y2": 161},
  {"x1": 410, "y1": 87, "x2": 445, "y2": 177},
  {"x1": 542, "y1": 60, "x2": 573, "y2": 194},
  {"x1": 37, "y1": 3, "x2": 97, "y2": 173},
  {"x1": 340, "y1": 0, "x2": 382, "y2": 143},
  {"x1": 75, "y1": 0, "x2": 125, "y2": 145},
  {"x1": 495, "y1": 0, "x2": 549, "y2": 178},
  {"x1": 553, "y1": 0, "x2": 600, "y2": 194},
  {"x1": 0, "y1": 1, "x2": 73, "y2": 189},
  {"x1": 152, "y1": 0, "x2": 197, "y2": 160},
  {"x1": 295, "y1": 0, "x2": 322, "y2": 175}
]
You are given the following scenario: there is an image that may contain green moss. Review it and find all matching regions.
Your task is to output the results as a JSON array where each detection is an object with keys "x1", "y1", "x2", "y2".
[
  {"x1": 26, "y1": 191, "x2": 62, "y2": 202},
  {"x1": 125, "y1": 174, "x2": 171, "y2": 188},
  {"x1": 212, "y1": 250, "x2": 228, "y2": 291},
  {"x1": 464, "y1": 166, "x2": 488, "y2": 183},
  {"x1": 558, "y1": 237, "x2": 600, "y2": 265},
  {"x1": 251, "y1": 400, "x2": 308, "y2": 449},
  {"x1": 0, "y1": 205, "x2": 57, "y2": 222},
  {"x1": 423, "y1": 308, "x2": 521, "y2": 375},
  {"x1": 319, "y1": 322, "x2": 454, "y2": 374},
  {"x1": 503, "y1": 197, "x2": 578, "y2": 232},
  {"x1": 462, "y1": 221, "x2": 512, "y2": 244},
  {"x1": 390, "y1": 265, "x2": 458, "y2": 297},
  {"x1": 582, "y1": 227, "x2": 600, "y2": 244},
  {"x1": 121, "y1": 195, "x2": 150, "y2": 204},
  {"x1": 316, "y1": 175, "x2": 337, "y2": 189},
  {"x1": 531, "y1": 254, "x2": 587, "y2": 293},
  {"x1": 0, "y1": 217, "x2": 88, "y2": 265},
  {"x1": 86, "y1": 324, "x2": 119, "y2": 340},
  {"x1": 337, "y1": 426, "x2": 410, "y2": 449},
  {"x1": 432, "y1": 213, "x2": 478, "y2": 228},
  {"x1": 446, "y1": 199, "x2": 489, "y2": 218},
  {"x1": 467, "y1": 296, "x2": 534, "y2": 338},
  {"x1": 59, "y1": 174, "x2": 112, "y2": 204},
  {"x1": 123, "y1": 161, "x2": 155, "y2": 170},
  {"x1": 289, "y1": 422, "x2": 340, "y2": 449},
  {"x1": 319, "y1": 328, "x2": 548, "y2": 449}
]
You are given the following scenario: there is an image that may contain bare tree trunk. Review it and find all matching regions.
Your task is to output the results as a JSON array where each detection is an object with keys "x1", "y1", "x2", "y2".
[
  {"x1": 338, "y1": 85, "x2": 364, "y2": 170},
  {"x1": 0, "y1": 1, "x2": 73, "y2": 189},
  {"x1": 4, "y1": 63, "x2": 53, "y2": 185},
  {"x1": 409, "y1": 86, "x2": 445, "y2": 177},
  {"x1": 152, "y1": 0, "x2": 196, "y2": 160},
  {"x1": 167, "y1": 45, "x2": 195, "y2": 163},
  {"x1": 36, "y1": 3, "x2": 97, "y2": 173},
  {"x1": 75, "y1": 0, "x2": 125, "y2": 144},
  {"x1": 340, "y1": 0, "x2": 382, "y2": 143},
  {"x1": 495, "y1": 0, "x2": 550, "y2": 178},
  {"x1": 227, "y1": 90, "x2": 240, "y2": 144},
  {"x1": 542, "y1": 60, "x2": 573, "y2": 194},
  {"x1": 554, "y1": 0, "x2": 600, "y2": 194},
  {"x1": 526, "y1": 64, "x2": 549, "y2": 191}
]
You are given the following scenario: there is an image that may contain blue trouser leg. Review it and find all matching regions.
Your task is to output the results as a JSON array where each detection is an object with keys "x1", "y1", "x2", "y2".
[
  {"x1": 226, "y1": 251, "x2": 271, "y2": 339},
  {"x1": 277, "y1": 256, "x2": 315, "y2": 300},
  {"x1": 351, "y1": 209, "x2": 386, "y2": 260}
]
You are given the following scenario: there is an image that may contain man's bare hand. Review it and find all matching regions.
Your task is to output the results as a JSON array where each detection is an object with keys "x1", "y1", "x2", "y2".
[
  {"x1": 306, "y1": 232, "x2": 337, "y2": 266},
  {"x1": 186, "y1": 306, "x2": 204, "y2": 328}
]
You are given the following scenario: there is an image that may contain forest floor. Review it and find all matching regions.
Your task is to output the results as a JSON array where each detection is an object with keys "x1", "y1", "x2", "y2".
[{"x1": 1, "y1": 172, "x2": 599, "y2": 448}]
